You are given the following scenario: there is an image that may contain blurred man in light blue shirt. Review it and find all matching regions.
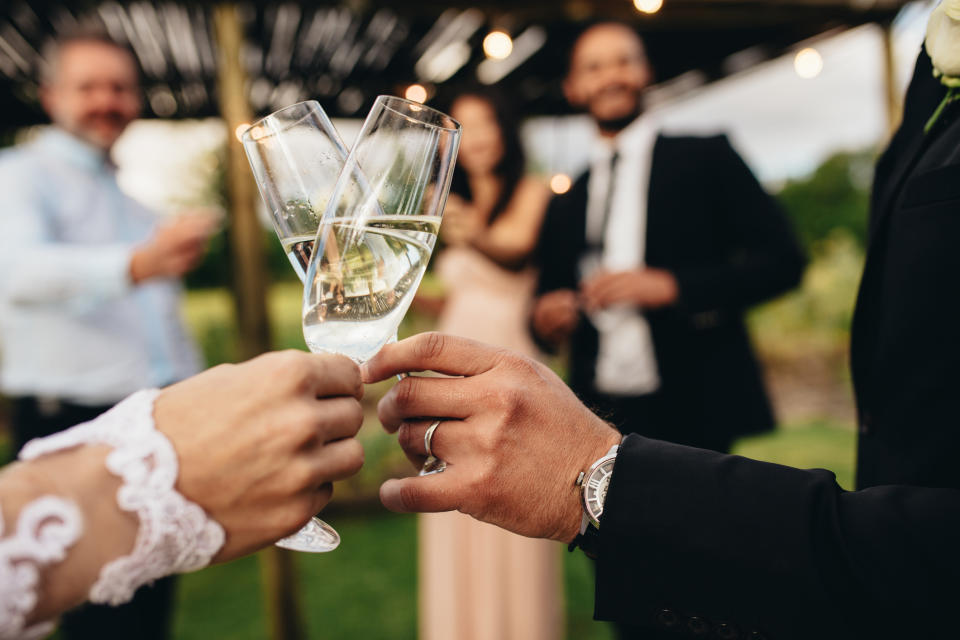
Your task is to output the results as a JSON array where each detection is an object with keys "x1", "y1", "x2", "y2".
[{"x1": 0, "y1": 27, "x2": 213, "y2": 640}]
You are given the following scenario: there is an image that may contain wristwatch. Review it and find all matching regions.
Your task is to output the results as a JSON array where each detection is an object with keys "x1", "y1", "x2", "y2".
[{"x1": 569, "y1": 442, "x2": 620, "y2": 558}]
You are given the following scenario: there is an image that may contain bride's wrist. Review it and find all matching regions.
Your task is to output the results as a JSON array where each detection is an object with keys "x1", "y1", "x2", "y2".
[
  {"x1": 19, "y1": 389, "x2": 225, "y2": 607},
  {"x1": 8, "y1": 446, "x2": 138, "y2": 623}
]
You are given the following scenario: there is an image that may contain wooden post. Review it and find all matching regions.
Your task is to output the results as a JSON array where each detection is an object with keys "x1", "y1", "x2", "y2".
[
  {"x1": 213, "y1": 3, "x2": 270, "y2": 361},
  {"x1": 882, "y1": 19, "x2": 903, "y2": 139},
  {"x1": 212, "y1": 5, "x2": 306, "y2": 640}
]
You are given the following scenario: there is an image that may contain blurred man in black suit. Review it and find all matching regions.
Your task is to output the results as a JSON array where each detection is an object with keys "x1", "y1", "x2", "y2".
[{"x1": 531, "y1": 23, "x2": 805, "y2": 453}]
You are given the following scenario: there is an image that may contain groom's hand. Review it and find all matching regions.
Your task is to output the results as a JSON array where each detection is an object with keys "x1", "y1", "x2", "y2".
[
  {"x1": 361, "y1": 333, "x2": 621, "y2": 543},
  {"x1": 580, "y1": 268, "x2": 678, "y2": 312},
  {"x1": 532, "y1": 289, "x2": 580, "y2": 344}
]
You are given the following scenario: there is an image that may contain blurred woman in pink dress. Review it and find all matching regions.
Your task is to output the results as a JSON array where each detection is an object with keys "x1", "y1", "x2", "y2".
[{"x1": 418, "y1": 89, "x2": 559, "y2": 640}]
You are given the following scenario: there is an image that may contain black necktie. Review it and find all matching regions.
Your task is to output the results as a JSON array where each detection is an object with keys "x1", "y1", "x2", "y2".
[{"x1": 591, "y1": 151, "x2": 620, "y2": 249}]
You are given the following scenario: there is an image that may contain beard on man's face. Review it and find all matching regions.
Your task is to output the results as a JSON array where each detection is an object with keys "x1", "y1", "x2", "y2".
[
  {"x1": 587, "y1": 85, "x2": 645, "y2": 134},
  {"x1": 73, "y1": 111, "x2": 132, "y2": 148},
  {"x1": 595, "y1": 110, "x2": 643, "y2": 133}
]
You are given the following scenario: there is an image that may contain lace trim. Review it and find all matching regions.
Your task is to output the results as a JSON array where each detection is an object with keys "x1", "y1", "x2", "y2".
[
  {"x1": 20, "y1": 389, "x2": 226, "y2": 606},
  {"x1": 0, "y1": 496, "x2": 82, "y2": 640}
]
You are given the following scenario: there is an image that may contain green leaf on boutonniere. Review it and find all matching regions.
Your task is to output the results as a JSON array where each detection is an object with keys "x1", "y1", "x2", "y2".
[{"x1": 924, "y1": 80, "x2": 960, "y2": 135}]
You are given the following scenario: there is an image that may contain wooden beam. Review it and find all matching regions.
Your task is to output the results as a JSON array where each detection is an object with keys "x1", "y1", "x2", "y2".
[
  {"x1": 212, "y1": 5, "x2": 307, "y2": 640},
  {"x1": 882, "y1": 19, "x2": 903, "y2": 138}
]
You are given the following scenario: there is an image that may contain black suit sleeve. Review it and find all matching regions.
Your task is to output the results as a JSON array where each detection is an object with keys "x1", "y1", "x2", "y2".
[
  {"x1": 672, "y1": 137, "x2": 806, "y2": 313},
  {"x1": 594, "y1": 434, "x2": 960, "y2": 639}
]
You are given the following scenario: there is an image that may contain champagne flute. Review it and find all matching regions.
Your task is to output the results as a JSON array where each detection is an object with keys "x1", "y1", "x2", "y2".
[
  {"x1": 303, "y1": 96, "x2": 461, "y2": 470},
  {"x1": 303, "y1": 96, "x2": 460, "y2": 361},
  {"x1": 242, "y1": 101, "x2": 348, "y2": 282},
  {"x1": 242, "y1": 100, "x2": 349, "y2": 552}
]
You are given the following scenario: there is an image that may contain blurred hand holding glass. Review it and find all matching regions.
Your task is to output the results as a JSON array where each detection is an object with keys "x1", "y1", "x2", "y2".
[{"x1": 243, "y1": 96, "x2": 461, "y2": 551}]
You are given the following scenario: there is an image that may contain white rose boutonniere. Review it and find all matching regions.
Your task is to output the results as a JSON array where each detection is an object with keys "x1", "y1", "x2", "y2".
[{"x1": 924, "y1": 0, "x2": 960, "y2": 133}]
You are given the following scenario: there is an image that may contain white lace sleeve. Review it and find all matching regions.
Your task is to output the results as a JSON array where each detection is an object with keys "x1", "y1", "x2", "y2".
[
  {"x1": 19, "y1": 389, "x2": 225, "y2": 606},
  {"x1": 0, "y1": 496, "x2": 82, "y2": 640}
]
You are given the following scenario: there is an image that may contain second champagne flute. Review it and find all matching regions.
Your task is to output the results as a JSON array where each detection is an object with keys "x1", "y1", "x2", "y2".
[{"x1": 303, "y1": 96, "x2": 461, "y2": 363}]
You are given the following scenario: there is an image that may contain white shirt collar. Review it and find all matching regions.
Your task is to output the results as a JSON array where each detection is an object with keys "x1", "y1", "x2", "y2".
[{"x1": 589, "y1": 112, "x2": 659, "y2": 165}]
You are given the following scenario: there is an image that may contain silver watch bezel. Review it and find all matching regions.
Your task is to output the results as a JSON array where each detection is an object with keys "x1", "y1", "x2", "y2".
[{"x1": 577, "y1": 444, "x2": 619, "y2": 529}]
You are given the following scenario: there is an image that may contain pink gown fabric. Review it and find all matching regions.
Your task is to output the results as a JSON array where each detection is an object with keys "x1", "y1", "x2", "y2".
[{"x1": 419, "y1": 246, "x2": 563, "y2": 640}]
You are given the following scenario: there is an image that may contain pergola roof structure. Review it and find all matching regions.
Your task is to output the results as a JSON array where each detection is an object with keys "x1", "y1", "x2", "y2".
[{"x1": 0, "y1": 0, "x2": 914, "y2": 130}]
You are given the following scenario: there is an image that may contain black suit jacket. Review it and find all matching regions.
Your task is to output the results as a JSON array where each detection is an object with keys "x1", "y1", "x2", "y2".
[
  {"x1": 590, "y1": 51, "x2": 960, "y2": 639},
  {"x1": 852, "y1": 49, "x2": 960, "y2": 490},
  {"x1": 595, "y1": 434, "x2": 960, "y2": 639},
  {"x1": 535, "y1": 134, "x2": 804, "y2": 446}
]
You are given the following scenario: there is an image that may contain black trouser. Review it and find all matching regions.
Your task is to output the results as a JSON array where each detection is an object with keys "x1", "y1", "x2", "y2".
[{"x1": 11, "y1": 396, "x2": 176, "y2": 640}]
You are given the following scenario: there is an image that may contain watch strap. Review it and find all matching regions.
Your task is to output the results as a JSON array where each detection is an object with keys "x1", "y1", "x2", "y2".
[{"x1": 568, "y1": 524, "x2": 601, "y2": 559}]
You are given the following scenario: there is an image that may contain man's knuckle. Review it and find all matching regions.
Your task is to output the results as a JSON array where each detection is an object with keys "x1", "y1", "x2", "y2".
[
  {"x1": 393, "y1": 378, "x2": 418, "y2": 410},
  {"x1": 417, "y1": 332, "x2": 446, "y2": 361},
  {"x1": 397, "y1": 423, "x2": 417, "y2": 453}
]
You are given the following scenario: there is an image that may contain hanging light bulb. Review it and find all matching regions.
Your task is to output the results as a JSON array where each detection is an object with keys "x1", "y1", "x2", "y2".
[
  {"x1": 483, "y1": 31, "x2": 514, "y2": 60},
  {"x1": 405, "y1": 84, "x2": 428, "y2": 103},
  {"x1": 633, "y1": 0, "x2": 664, "y2": 15}
]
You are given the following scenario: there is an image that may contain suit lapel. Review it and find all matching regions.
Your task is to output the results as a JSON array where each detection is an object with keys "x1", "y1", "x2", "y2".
[
  {"x1": 869, "y1": 50, "x2": 948, "y2": 242},
  {"x1": 644, "y1": 135, "x2": 668, "y2": 265}
]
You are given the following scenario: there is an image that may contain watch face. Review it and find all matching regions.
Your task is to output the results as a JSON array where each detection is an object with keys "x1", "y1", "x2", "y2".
[{"x1": 584, "y1": 459, "x2": 615, "y2": 522}]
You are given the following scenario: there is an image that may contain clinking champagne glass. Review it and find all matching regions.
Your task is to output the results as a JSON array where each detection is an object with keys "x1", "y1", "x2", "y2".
[
  {"x1": 303, "y1": 96, "x2": 461, "y2": 474},
  {"x1": 242, "y1": 101, "x2": 349, "y2": 282},
  {"x1": 242, "y1": 100, "x2": 350, "y2": 552}
]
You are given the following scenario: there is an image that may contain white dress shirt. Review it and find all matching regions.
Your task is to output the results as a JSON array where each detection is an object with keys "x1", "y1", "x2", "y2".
[
  {"x1": 0, "y1": 129, "x2": 202, "y2": 405},
  {"x1": 580, "y1": 114, "x2": 661, "y2": 396}
]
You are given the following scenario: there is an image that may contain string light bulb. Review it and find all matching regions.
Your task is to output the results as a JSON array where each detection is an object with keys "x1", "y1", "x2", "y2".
[
  {"x1": 550, "y1": 173, "x2": 572, "y2": 195},
  {"x1": 794, "y1": 48, "x2": 823, "y2": 79},
  {"x1": 483, "y1": 31, "x2": 514, "y2": 60},
  {"x1": 405, "y1": 84, "x2": 428, "y2": 103},
  {"x1": 633, "y1": 0, "x2": 664, "y2": 14}
]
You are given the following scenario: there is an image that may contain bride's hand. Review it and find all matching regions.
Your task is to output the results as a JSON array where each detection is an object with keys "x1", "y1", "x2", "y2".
[
  {"x1": 156, "y1": 350, "x2": 365, "y2": 561},
  {"x1": 441, "y1": 195, "x2": 483, "y2": 246}
]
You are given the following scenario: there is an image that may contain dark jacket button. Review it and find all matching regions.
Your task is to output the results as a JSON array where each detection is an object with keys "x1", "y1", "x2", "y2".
[
  {"x1": 749, "y1": 631, "x2": 769, "y2": 640},
  {"x1": 687, "y1": 616, "x2": 710, "y2": 635},
  {"x1": 859, "y1": 411, "x2": 873, "y2": 434},
  {"x1": 716, "y1": 622, "x2": 740, "y2": 639},
  {"x1": 655, "y1": 609, "x2": 680, "y2": 629}
]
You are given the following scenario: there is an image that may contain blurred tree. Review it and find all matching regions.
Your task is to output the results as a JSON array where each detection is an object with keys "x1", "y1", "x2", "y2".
[
  {"x1": 777, "y1": 150, "x2": 876, "y2": 250},
  {"x1": 183, "y1": 143, "x2": 299, "y2": 290}
]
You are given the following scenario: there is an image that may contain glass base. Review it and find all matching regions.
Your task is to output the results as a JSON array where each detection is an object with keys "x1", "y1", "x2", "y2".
[{"x1": 275, "y1": 517, "x2": 341, "y2": 553}]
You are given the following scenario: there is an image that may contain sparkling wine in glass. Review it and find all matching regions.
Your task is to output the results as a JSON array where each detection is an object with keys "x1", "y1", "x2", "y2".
[
  {"x1": 242, "y1": 101, "x2": 348, "y2": 282},
  {"x1": 303, "y1": 96, "x2": 461, "y2": 364},
  {"x1": 241, "y1": 100, "x2": 350, "y2": 552}
]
